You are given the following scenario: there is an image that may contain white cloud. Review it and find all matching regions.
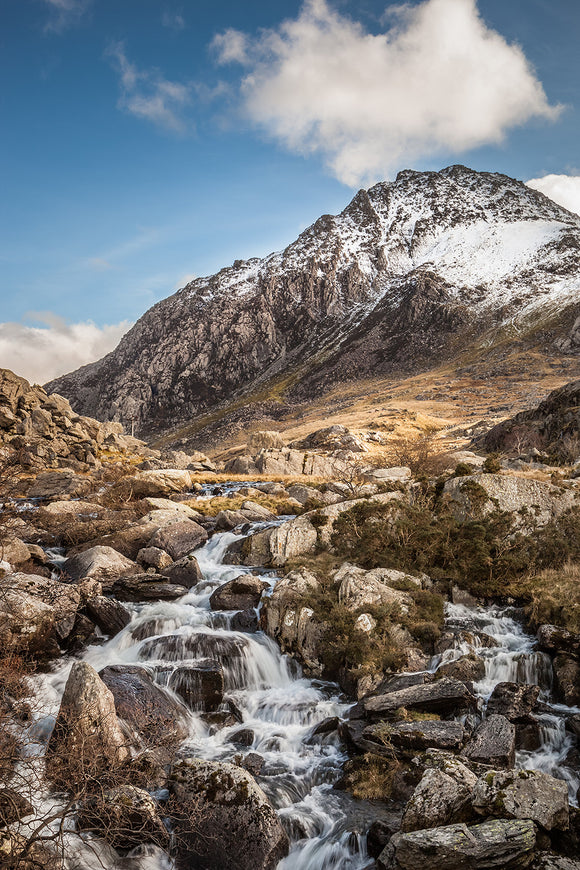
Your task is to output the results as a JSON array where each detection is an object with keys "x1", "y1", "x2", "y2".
[
  {"x1": 107, "y1": 41, "x2": 191, "y2": 131},
  {"x1": 526, "y1": 174, "x2": 580, "y2": 217},
  {"x1": 43, "y1": 0, "x2": 91, "y2": 33},
  {"x1": 0, "y1": 315, "x2": 132, "y2": 385},
  {"x1": 214, "y1": 0, "x2": 561, "y2": 186},
  {"x1": 162, "y1": 11, "x2": 186, "y2": 32},
  {"x1": 173, "y1": 273, "x2": 197, "y2": 290}
]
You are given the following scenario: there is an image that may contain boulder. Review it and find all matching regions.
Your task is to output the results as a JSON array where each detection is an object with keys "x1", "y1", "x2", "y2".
[
  {"x1": 137, "y1": 546, "x2": 174, "y2": 570},
  {"x1": 63, "y1": 545, "x2": 138, "y2": 589},
  {"x1": 112, "y1": 575, "x2": 188, "y2": 602},
  {"x1": 143, "y1": 497, "x2": 203, "y2": 518},
  {"x1": 335, "y1": 563, "x2": 413, "y2": 612},
  {"x1": 260, "y1": 568, "x2": 324, "y2": 673},
  {"x1": 121, "y1": 469, "x2": 193, "y2": 498},
  {"x1": 553, "y1": 655, "x2": 580, "y2": 706},
  {"x1": 168, "y1": 662, "x2": 224, "y2": 712},
  {"x1": 462, "y1": 714, "x2": 516, "y2": 768},
  {"x1": 225, "y1": 528, "x2": 275, "y2": 567},
  {"x1": 231, "y1": 610, "x2": 259, "y2": 633},
  {"x1": 209, "y1": 574, "x2": 268, "y2": 611},
  {"x1": 401, "y1": 764, "x2": 477, "y2": 832},
  {"x1": 368, "y1": 720, "x2": 466, "y2": 754},
  {"x1": 161, "y1": 554, "x2": 203, "y2": 588},
  {"x1": 99, "y1": 664, "x2": 189, "y2": 748},
  {"x1": 148, "y1": 520, "x2": 208, "y2": 560},
  {"x1": 84, "y1": 596, "x2": 131, "y2": 636},
  {"x1": 268, "y1": 515, "x2": 318, "y2": 566},
  {"x1": 215, "y1": 509, "x2": 251, "y2": 531},
  {"x1": 0, "y1": 572, "x2": 80, "y2": 656},
  {"x1": 169, "y1": 758, "x2": 289, "y2": 870},
  {"x1": 27, "y1": 469, "x2": 92, "y2": 499},
  {"x1": 443, "y1": 473, "x2": 576, "y2": 526},
  {"x1": 486, "y1": 683, "x2": 540, "y2": 721},
  {"x1": 363, "y1": 678, "x2": 477, "y2": 720},
  {"x1": 378, "y1": 819, "x2": 536, "y2": 870},
  {"x1": 436, "y1": 655, "x2": 486, "y2": 683},
  {"x1": 47, "y1": 662, "x2": 129, "y2": 784},
  {"x1": 77, "y1": 784, "x2": 169, "y2": 851},
  {"x1": 472, "y1": 769, "x2": 569, "y2": 831},
  {"x1": 0, "y1": 537, "x2": 31, "y2": 567},
  {"x1": 537, "y1": 624, "x2": 580, "y2": 656}
]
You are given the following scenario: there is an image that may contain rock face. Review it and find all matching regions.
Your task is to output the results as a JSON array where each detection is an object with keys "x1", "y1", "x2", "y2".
[
  {"x1": 363, "y1": 678, "x2": 477, "y2": 720},
  {"x1": 169, "y1": 758, "x2": 289, "y2": 870},
  {"x1": 401, "y1": 763, "x2": 477, "y2": 832},
  {"x1": 462, "y1": 714, "x2": 516, "y2": 768},
  {"x1": 472, "y1": 769, "x2": 569, "y2": 831},
  {"x1": 260, "y1": 568, "x2": 324, "y2": 673},
  {"x1": 0, "y1": 572, "x2": 81, "y2": 657},
  {"x1": 46, "y1": 166, "x2": 580, "y2": 438},
  {"x1": 378, "y1": 819, "x2": 536, "y2": 870}
]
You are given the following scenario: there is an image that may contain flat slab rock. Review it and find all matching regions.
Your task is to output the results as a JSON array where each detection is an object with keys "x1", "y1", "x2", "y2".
[
  {"x1": 368, "y1": 720, "x2": 466, "y2": 753},
  {"x1": 378, "y1": 818, "x2": 536, "y2": 870},
  {"x1": 462, "y1": 714, "x2": 516, "y2": 768},
  {"x1": 472, "y1": 769, "x2": 569, "y2": 831},
  {"x1": 363, "y1": 677, "x2": 477, "y2": 719}
]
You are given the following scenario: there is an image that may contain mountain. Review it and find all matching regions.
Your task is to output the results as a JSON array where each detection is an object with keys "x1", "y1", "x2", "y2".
[{"x1": 47, "y1": 165, "x2": 580, "y2": 440}]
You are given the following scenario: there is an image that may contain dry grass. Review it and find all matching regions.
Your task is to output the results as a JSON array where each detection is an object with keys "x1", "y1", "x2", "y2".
[
  {"x1": 186, "y1": 493, "x2": 300, "y2": 517},
  {"x1": 341, "y1": 754, "x2": 403, "y2": 800},
  {"x1": 523, "y1": 561, "x2": 580, "y2": 633}
]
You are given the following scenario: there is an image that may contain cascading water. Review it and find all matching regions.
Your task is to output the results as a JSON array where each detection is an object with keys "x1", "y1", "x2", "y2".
[{"x1": 28, "y1": 504, "x2": 580, "y2": 868}]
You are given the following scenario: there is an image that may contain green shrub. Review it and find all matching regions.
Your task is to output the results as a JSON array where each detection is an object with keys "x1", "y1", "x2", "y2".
[{"x1": 482, "y1": 454, "x2": 502, "y2": 473}]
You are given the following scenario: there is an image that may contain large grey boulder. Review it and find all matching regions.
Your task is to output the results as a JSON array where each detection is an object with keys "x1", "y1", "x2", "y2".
[
  {"x1": 462, "y1": 714, "x2": 516, "y2": 768},
  {"x1": 120, "y1": 469, "x2": 193, "y2": 497},
  {"x1": 443, "y1": 473, "x2": 576, "y2": 526},
  {"x1": 537, "y1": 624, "x2": 580, "y2": 656},
  {"x1": 401, "y1": 762, "x2": 477, "y2": 832},
  {"x1": 161, "y1": 554, "x2": 203, "y2": 587},
  {"x1": 335, "y1": 563, "x2": 414, "y2": 612},
  {"x1": 84, "y1": 595, "x2": 131, "y2": 636},
  {"x1": 260, "y1": 568, "x2": 324, "y2": 673},
  {"x1": 63, "y1": 545, "x2": 138, "y2": 589},
  {"x1": 369, "y1": 720, "x2": 466, "y2": 754},
  {"x1": 472, "y1": 769, "x2": 569, "y2": 831},
  {"x1": 47, "y1": 662, "x2": 129, "y2": 784},
  {"x1": 148, "y1": 519, "x2": 208, "y2": 560},
  {"x1": 168, "y1": 662, "x2": 224, "y2": 712},
  {"x1": 378, "y1": 819, "x2": 536, "y2": 870},
  {"x1": 169, "y1": 758, "x2": 289, "y2": 870},
  {"x1": 363, "y1": 678, "x2": 477, "y2": 720}
]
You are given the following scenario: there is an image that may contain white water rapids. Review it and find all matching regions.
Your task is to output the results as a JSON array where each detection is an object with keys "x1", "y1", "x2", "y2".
[{"x1": 26, "y1": 510, "x2": 580, "y2": 868}]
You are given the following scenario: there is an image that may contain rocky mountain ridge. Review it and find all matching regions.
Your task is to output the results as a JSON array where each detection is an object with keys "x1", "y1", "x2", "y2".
[{"x1": 47, "y1": 165, "x2": 580, "y2": 437}]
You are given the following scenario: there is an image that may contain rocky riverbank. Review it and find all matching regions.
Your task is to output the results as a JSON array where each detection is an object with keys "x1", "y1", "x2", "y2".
[{"x1": 2, "y1": 375, "x2": 580, "y2": 868}]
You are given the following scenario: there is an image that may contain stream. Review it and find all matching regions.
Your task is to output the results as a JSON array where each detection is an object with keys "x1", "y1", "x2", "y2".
[{"x1": 30, "y1": 501, "x2": 580, "y2": 868}]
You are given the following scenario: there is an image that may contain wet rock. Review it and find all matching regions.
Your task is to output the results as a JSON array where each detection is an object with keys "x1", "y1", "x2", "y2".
[
  {"x1": 368, "y1": 720, "x2": 466, "y2": 754},
  {"x1": 169, "y1": 758, "x2": 289, "y2": 870},
  {"x1": 215, "y1": 509, "x2": 251, "y2": 531},
  {"x1": 77, "y1": 784, "x2": 169, "y2": 851},
  {"x1": 515, "y1": 719, "x2": 542, "y2": 752},
  {"x1": 531, "y1": 858, "x2": 580, "y2": 870},
  {"x1": 462, "y1": 714, "x2": 516, "y2": 768},
  {"x1": 47, "y1": 662, "x2": 129, "y2": 784},
  {"x1": 378, "y1": 818, "x2": 536, "y2": 870},
  {"x1": 231, "y1": 609, "x2": 259, "y2": 633},
  {"x1": 363, "y1": 677, "x2": 477, "y2": 720},
  {"x1": 209, "y1": 574, "x2": 268, "y2": 611},
  {"x1": 436, "y1": 655, "x2": 486, "y2": 683},
  {"x1": 149, "y1": 519, "x2": 208, "y2": 560},
  {"x1": 236, "y1": 752, "x2": 264, "y2": 777},
  {"x1": 367, "y1": 819, "x2": 399, "y2": 859},
  {"x1": 0, "y1": 572, "x2": 80, "y2": 656},
  {"x1": 472, "y1": 769, "x2": 569, "y2": 831},
  {"x1": 99, "y1": 664, "x2": 189, "y2": 748},
  {"x1": 225, "y1": 528, "x2": 275, "y2": 567},
  {"x1": 112, "y1": 574, "x2": 188, "y2": 601},
  {"x1": 84, "y1": 595, "x2": 131, "y2": 636},
  {"x1": 435, "y1": 628, "x2": 498, "y2": 654},
  {"x1": 537, "y1": 624, "x2": 580, "y2": 656},
  {"x1": 553, "y1": 655, "x2": 580, "y2": 706},
  {"x1": 231, "y1": 728, "x2": 254, "y2": 746},
  {"x1": 401, "y1": 762, "x2": 477, "y2": 832},
  {"x1": 139, "y1": 632, "x2": 248, "y2": 666},
  {"x1": 160, "y1": 554, "x2": 203, "y2": 588},
  {"x1": 168, "y1": 662, "x2": 224, "y2": 712},
  {"x1": 311, "y1": 716, "x2": 340, "y2": 737},
  {"x1": 63, "y1": 545, "x2": 138, "y2": 589},
  {"x1": 487, "y1": 682, "x2": 540, "y2": 721}
]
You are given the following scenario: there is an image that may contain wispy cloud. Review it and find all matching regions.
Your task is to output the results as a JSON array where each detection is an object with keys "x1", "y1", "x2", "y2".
[
  {"x1": 214, "y1": 0, "x2": 562, "y2": 186},
  {"x1": 43, "y1": 0, "x2": 91, "y2": 33},
  {"x1": 162, "y1": 11, "x2": 186, "y2": 32},
  {"x1": 0, "y1": 314, "x2": 132, "y2": 384},
  {"x1": 526, "y1": 174, "x2": 580, "y2": 217},
  {"x1": 107, "y1": 41, "x2": 192, "y2": 131}
]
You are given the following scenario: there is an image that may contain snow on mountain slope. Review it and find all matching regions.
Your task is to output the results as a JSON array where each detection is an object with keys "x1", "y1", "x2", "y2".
[{"x1": 47, "y1": 165, "x2": 580, "y2": 433}]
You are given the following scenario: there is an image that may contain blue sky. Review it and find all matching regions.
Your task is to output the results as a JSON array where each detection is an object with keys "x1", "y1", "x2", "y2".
[{"x1": 1, "y1": 0, "x2": 579, "y2": 381}]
